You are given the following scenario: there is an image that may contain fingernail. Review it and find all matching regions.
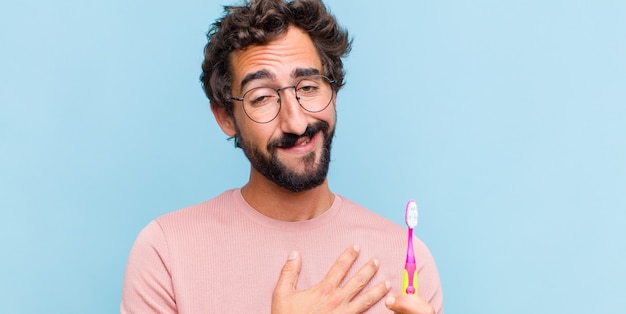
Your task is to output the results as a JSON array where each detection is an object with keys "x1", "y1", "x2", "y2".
[
  {"x1": 385, "y1": 280, "x2": 391, "y2": 290},
  {"x1": 385, "y1": 296, "x2": 395, "y2": 307},
  {"x1": 288, "y1": 251, "x2": 298, "y2": 260},
  {"x1": 353, "y1": 245, "x2": 360, "y2": 253},
  {"x1": 373, "y1": 258, "x2": 380, "y2": 267}
]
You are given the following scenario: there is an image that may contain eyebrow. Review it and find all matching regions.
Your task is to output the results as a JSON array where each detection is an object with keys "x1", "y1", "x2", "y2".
[
  {"x1": 238, "y1": 67, "x2": 322, "y2": 92},
  {"x1": 293, "y1": 67, "x2": 321, "y2": 78},
  {"x1": 239, "y1": 70, "x2": 275, "y2": 92}
]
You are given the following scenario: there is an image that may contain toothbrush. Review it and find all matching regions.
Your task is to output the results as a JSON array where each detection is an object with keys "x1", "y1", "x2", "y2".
[{"x1": 403, "y1": 200, "x2": 418, "y2": 295}]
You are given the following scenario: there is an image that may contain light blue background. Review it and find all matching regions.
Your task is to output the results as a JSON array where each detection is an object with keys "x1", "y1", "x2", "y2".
[{"x1": 1, "y1": 0, "x2": 624, "y2": 313}]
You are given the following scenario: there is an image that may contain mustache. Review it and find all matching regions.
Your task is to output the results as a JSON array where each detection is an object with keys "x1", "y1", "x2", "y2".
[{"x1": 268, "y1": 121, "x2": 330, "y2": 149}]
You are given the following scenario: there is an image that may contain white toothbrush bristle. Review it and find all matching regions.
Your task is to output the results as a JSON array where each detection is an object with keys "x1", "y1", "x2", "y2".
[{"x1": 406, "y1": 200, "x2": 418, "y2": 228}]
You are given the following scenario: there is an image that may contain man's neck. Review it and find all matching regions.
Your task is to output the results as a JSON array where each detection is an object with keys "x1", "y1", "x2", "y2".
[{"x1": 240, "y1": 172, "x2": 335, "y2": 222}]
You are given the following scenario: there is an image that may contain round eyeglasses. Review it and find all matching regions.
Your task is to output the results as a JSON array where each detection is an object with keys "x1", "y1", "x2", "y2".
[{"x1": 231, "y1": 75, "x2": 336, "y2": 124}]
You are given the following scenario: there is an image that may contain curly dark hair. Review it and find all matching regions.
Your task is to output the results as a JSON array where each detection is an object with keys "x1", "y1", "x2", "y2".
[{"x1": 200, "y1": 0, "x2": 352, "y2": 116}]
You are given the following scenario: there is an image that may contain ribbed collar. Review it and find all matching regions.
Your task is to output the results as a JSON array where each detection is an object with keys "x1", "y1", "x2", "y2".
[{"x1": 232, "y1": 188, "x2": 342, "y2": 232}]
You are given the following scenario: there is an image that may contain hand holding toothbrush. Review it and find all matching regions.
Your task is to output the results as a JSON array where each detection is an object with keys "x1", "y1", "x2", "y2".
[
  {"x1": 385, "y1": 294, "x2": 436, "y2": 314},
  {"x1": 385, "y1": 201, "x2": 436, "y2": 314}
]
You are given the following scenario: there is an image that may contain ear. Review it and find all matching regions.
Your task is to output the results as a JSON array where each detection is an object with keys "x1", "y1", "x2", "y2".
[{"x1": 211, "y1": 102, "x2": 237, "y2": 137}]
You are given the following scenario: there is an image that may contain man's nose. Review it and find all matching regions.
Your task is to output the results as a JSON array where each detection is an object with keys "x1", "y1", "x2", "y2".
[{"x1": 277, "y1": 88, "x2": 308, "y2": 136}]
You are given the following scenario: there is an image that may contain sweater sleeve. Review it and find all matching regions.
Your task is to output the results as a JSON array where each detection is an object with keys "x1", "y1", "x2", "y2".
[
  {"x1": 414, "y1": 235, "x2": 445, "y2": 314},
  {"x1": 121, "y1": 220, "x2": 177, "y2": 314}
]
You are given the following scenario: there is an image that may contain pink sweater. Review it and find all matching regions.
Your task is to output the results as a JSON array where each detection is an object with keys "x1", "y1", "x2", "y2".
[{"x1": 121, "y1": 189, "x2": 443, "y2": 313}]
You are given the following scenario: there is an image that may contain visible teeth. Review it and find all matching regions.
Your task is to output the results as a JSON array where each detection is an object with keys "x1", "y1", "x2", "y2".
[{"x1": 300, "y1": 139, "x2": 309, "y2": 146}]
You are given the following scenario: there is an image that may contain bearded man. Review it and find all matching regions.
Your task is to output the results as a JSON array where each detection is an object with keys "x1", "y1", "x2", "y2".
[{"x1": 121, "y1": 1, "x2": 443, "y2": 313}]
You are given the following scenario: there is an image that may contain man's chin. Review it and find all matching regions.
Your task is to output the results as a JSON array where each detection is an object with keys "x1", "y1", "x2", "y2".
[
  {"x1": 274, "y1": 153, "x2": 318, "y2": 172},
  {"x1": 267, "y1": 159, "x2": 329, "y2": 192},
  {"x1": 274, "y1": 175, "x2": 327, "y2": 193}
]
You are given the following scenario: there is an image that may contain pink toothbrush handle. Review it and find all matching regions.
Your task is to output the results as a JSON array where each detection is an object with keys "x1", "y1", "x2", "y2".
[{"x1": 403, "y1": 228, "x2": 418, "y2": 294}]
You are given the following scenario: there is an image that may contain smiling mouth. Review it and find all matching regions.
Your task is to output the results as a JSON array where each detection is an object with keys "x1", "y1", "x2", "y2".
[
  {"x1": 277, "y1": 133, "x2": 315, "y2": 149},
  {"x1": 269, "y1": 121, "x2": 329, "y2": 150}
]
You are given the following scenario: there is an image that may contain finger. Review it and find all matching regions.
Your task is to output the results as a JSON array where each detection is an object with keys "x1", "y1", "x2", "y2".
[
  {"x1": 320, "y1": 245, "x2": 360, "y2": 288},
  {"x1": 385, "y1": 294, "x2": 435, "y2": 314},
  {"x1": 340, "y1": 258, "x2": 380, "y2": 300},
  {"x1": 273, "y1": 251, "x2": 302, "y2": 298},
  {"x1": 346, "y1": 280, "x2": 391, "y2": 313}
]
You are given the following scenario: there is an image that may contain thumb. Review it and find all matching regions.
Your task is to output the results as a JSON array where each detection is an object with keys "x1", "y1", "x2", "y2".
[
  {"x1": 273, "y1": 251, "x2": 302, "y2": 297},
  {"x1": 385, "y1": 294, "x2": 435, "y2": 314}
]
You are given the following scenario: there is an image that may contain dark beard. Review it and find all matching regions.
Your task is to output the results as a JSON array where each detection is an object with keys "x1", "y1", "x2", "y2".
[{"x1": 237, "y1": 121, "x2": 334, "y2": 192}]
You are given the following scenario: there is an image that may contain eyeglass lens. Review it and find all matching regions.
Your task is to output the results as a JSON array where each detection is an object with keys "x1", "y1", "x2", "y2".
[{"x1": 242, "y1": 75, "x2": 333, "y2": 123}]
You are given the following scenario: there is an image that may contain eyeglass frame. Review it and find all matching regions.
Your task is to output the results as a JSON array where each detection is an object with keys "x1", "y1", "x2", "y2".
[{"x1": 230, "y1": 75, "x2": 337, "y2": 124}]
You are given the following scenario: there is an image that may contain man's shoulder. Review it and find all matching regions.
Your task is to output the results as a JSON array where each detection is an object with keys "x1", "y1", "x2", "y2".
[
  {"x1": 153, "y1": 189, "x2": 237, "y2": 228},
  {"x1": 337, "y1": 195, "x2": 404, "y2": 233}
]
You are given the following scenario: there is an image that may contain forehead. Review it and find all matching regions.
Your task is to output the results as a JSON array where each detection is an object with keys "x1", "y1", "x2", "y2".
[{"x1": 229, "y1": 25, "x2": 323, "y2": 92}]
